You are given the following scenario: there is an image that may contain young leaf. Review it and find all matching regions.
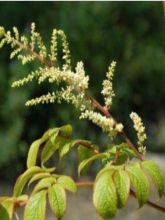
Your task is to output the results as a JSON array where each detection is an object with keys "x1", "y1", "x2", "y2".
[
  {"x1": 40, "y1": 128, "x2": 57, "y2": 144},
  {"x1": 13, "y1": 166, "x2": 43, "y2": 197},
  {"x1": 41, "y1": 131, "x2": 59, "y2": 164},
  {"x1": 59, "y1": 139, "x2": 84, "y2": 159},
  {"x1": 127, "y1": 164, "x2": 149, "y2": 206},
  {"x1": 93, "y1": 171, "x2": 117, "y2": 219},
  {"x1": 78, "y1": 153, "x2": 106, "y2": 176},
  {"x1": 114, "y1": 170, "x2": 130, "y2": 208},
  {"x1": 32, "y1": 177, "x2": 56, "y2": 195},
  {"x1": 28, "y1": 172, "x2": 51, "y2": 186},
  {"x1": 16, "y1": 195, "x2": 29, "y2": 205},
  {"x1": 95, "y1": 165, "x2": 116, "y2": 181},
  {"x1": 0, "y1": 199, "x2": 14, "y2": 220},
  {"x1": 78, "y1": 145, "x2": 94, "y2": 163},
  {"x1": 142, "y1": 160, "x2": 165, "y2": 197},
  {"x1": 58, "y1": 140, "x2": 74, "y2": 159},
  {"x1": 48, "y1": 184, "x2": 67, "y2": 219},
  {"x1": 57, "y1": 175, "x2": 77, "y2": 193},
  {"x1": 27, "y1": 139, "x2": 41, "y2": 168},
  {"x1": 59, "y1": 124, "x2": 72, "y2": 137},
  {"x1": 24, "y1": 190, "x2": 47, "y2": 220}
]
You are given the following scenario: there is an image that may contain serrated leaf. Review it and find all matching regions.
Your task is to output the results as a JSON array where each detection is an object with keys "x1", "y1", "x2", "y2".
[
  {"x1": 127, "y1": 164, "x2": 149, "y2": 206},
  {"x1": 27, "y1": 139, "x2": 41, "y2": 168},
  {"x1": 114, "y1": 170, "x2": 130, "y2": 208},
  {"x1": 0, "y1": 199, "x2": 14, "y2": 220},
  {"x1": 93, "y1": 172, "x2": 117, "y2": 219},
  {"x1": 48, "y1": 184, "x2": 66, "y2": 219},
  {"x1": 142, "y1": 160, "x2": 165, "y2": 197},
  {"x1": 32, "y1": 177, "x2": 56, "y2": 195},
  {"x1": 13, "y1": 166, "x2": 43, "y2": 197},
  {"x1": 78, "y1": 153, "x2": 106, "y2": 176},
  {"x1": 28, "y1": 172, "x2": 51, "y2": 186},
  {"x1": 57, "y1": 175, "x2": 77, "y2": 193},
  {"x1": 24, "y1": 190, "x2": 47, "y2": 220}
]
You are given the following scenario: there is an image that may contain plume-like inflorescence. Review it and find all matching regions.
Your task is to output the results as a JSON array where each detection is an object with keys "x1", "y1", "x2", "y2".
[
  {"x1": 130, "y1": 112, "x2": 147, "y2": 155},
  {"x1": 101, "y1": 61, "x2": 116, "y2": 109},
  {"x1": 0, "y1": 23, "x2": 124, "y2": 138}
]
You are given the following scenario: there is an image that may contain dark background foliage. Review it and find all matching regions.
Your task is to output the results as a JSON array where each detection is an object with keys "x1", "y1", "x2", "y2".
[{"x1": 0, "y1": 2, "x2": 165, "y2": 180}]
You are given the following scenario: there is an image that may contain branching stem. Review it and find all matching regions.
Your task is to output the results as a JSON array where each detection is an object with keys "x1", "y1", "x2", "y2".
[{"x1": 7, "y1": 36, "x2": 164, "y2": 215}]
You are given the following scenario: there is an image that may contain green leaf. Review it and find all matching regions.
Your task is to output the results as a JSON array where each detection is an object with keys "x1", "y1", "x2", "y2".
[
  {"x1": 114, "y1": 170, "x2": 130, "y2": 208},
  {"x1": 59, "y1": 124, "x2": 72, "y2": 137},
  {"x1": 78, "y1": 153, "x2": 106, "y2": 176},
  {"x1": 0, "y1": 199, "x2": 14, "y2": 220},
  {"x1": 32, "y1": 177, "x2": 56, "y2": 195},
  {"x1": 142, "y1": 160, "x2": 165, "y2": 197},
  {"x1": 59, "y1": 140, "x2": 82, "y2": 159},
  {"x1": 16, "y1": 195, "x2": 29, "y2": 204},
  {"x1": 93, "y1": 172, "x2": 117, "y2": 219},
  {"x1": 13, "y1": 166, "x2": 43, "y2": 197},
  {"x1": 57, "y1": 175, "x2": 77, "y2": 193},
  {"x1": 78, "y1": 145, "x2": 94, "y2": 163},
  {"x1": 48, "y1": 184, "x2": 67, "y2": 219},
  {"x1": 59, "y1": 140, "x2": 73, "y2": 159},
  {"x1": 122, "y1": 148, "x2": 136, "y2": 160},
  {"x1": 127, "y1": 164, "x2": 149, "y2": 206},
  {"x1": 24, "y1": 190, "x2": 47, "y2": 220},
  {"x1": 116, "y1": 153, "x2": 128, "y2": 165},
  {"x1": 41, "y1": 130, "x2": 59, "y2": 164},
  {"x1": 28, "y1": 172, "x2": 51, "y2": 186},
  {"x1": 40, "y1": 128, "x2": 57, "y2": 144},
  {"x1": 95, "y1": 165, "x2": 116, "y2": 181},
  {"x1": 27, "y1": 139, "x2": 41, "y2": 168}
]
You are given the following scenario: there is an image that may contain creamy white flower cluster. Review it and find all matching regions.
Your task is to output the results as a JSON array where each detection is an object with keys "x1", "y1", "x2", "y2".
[
  {"x1": 0, "y1": 23, "x2": 71, "y2": 69},
  {"x1": 1, "y1": 23, "x2": 124, "y2": 138},
  {"x1": 26, "y1": 92, "x2": 56, "y2": 106},
  {"x1": 130, "y1": 112, "x2": 147, "y2": 155},
  {"x1": 80, "y1": 110, "x2": 123, "y2": 137},
  {"x1": 37, "y1": 62, "x2": 89, "y2": 91},
  {"x1": 102, "y1": 61, "x2": 116, "y2": 109}
]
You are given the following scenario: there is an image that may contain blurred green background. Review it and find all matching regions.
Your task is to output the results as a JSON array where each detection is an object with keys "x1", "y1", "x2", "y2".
[{"x1": 0, "y1": 2, "x2": 165, "y2": 180}]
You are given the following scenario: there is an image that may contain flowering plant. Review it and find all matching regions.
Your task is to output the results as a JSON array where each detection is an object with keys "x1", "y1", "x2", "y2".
[{"x1": 0, "y1": 23, "x2": 164, "y2": 220}]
